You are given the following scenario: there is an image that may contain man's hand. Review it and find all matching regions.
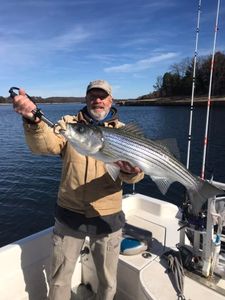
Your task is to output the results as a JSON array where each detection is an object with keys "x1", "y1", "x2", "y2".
[
  {"x1": 13, "y1": 89, "x2": 40, "y2": 122},
  {"x1": 114, "y1": 160, "x2": 142, "y2": 174}
]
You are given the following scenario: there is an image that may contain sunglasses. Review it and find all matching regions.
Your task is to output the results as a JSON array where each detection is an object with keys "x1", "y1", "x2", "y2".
[{"x1": 86, "y1": 91, "x2": 109, "y2": 101}]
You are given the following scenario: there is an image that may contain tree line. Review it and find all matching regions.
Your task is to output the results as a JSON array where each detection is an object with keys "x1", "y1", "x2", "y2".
[
  {"x1": 2, "y1": 52, "x2": 225, "y2": 103},
  {"x1": 139, "y1": 51, "x2": 225, "y2": 99},
  {"x1": 0, "y1": 96, "x2": 85, "y2": 104}
]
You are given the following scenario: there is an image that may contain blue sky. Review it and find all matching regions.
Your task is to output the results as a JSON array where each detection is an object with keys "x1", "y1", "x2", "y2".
[{"x1": 1, "y1": 0, "x2": 225, "y2": 98}]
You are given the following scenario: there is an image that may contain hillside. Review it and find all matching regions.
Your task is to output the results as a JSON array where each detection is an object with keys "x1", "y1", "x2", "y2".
[
  {"x1": 116, "y1": 96, "x2": 225, "y2": 106},
  {"x1": 0, "y1": 96, "x2": 85, "y2": 104},
  {"x1": 2, "y1": 95, "x2": 225, "y2": 106}
]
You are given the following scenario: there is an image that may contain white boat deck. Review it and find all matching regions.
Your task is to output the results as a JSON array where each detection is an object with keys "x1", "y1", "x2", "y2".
[
  {"x1": 141, "y1": 257, "x2": 225, "y2": 300},
  {"x1": 118, "y1": 195, "x2": 225, "y2": 300},
  {"x1": 0, "y1": 193, "x2": 225, "y2": 300}
]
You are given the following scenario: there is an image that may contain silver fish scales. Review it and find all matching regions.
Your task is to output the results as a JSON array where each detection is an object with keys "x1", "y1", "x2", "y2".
[{"x1": 61, "y1": 122, "x2": 223, "y2": 215}]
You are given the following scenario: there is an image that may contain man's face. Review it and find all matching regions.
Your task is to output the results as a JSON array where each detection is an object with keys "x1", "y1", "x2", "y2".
[{"x1": 86, "y1": 88, "x2": 113, "y2": 121}]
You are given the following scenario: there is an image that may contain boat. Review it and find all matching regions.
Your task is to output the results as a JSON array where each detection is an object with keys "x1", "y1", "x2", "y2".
[
  {"x1": 2, "y1": 1, "x2": 225, "y2": 299},
  {"x1": 1, "y1": 190, "x2": 225, "y2": 300}
]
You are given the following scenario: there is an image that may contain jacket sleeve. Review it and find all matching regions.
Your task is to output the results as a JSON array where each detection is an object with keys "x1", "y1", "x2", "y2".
[
  {"x1": 119, "y1": 170, "x2": 144, "y2": 184},
  {"x1": 23, "y1": 115, "x2": 76, "y2": 155}
]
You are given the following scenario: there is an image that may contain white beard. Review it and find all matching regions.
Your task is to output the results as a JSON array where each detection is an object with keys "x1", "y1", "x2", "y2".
[{"x1": 88, "y1": 108, "x2": 110, "y2": 121}]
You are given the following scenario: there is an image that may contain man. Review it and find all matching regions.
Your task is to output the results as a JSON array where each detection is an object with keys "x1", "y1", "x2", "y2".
[{"x1": 12, "y1": 80, "x2": 144, "y2": 300}]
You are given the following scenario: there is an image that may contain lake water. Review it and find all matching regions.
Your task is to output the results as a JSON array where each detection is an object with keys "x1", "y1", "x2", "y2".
[{"x1": 1, "y1": 103, "x2": 225, "y2": 247}]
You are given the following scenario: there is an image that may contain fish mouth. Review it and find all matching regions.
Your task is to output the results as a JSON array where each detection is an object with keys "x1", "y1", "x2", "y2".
[{"x1": 58, "y1": 127, "x2": 67, "y2": 135}]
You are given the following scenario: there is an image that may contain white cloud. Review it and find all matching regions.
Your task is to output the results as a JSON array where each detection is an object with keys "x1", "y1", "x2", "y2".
[
  {"x1": 50, "y1": 26, "x2": 91, "y2": 51},
  {"x1": 142, "y1": 0, "x2": 177, "y2": 10},
  {"x1": 0, "y1": 25, "x2": 92, "y2": 69},
  {"x1": 104, "y1": 52, "x2": 179, "y2": 73},
  {"x1": 120, "y1": 37, "x2": 156, "y2": 48}
]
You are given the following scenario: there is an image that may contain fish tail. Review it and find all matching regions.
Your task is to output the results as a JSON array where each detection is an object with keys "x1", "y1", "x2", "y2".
[{"x1": 189, "y1": 181, "x2": 223, "y2": 216}]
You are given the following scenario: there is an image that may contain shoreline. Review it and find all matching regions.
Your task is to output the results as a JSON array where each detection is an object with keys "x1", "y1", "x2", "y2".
[
  {"x1": 1, "y1": 96, "x2": 225, "y2": 106},
  {"x1": 115, "y1": 96, "x2": 225, "y2": 106},
  {"x1": 0, "y1": 102, "x2": 84, "y2": 106}
]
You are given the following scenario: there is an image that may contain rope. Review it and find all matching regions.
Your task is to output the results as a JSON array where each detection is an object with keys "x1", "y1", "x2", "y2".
[{"x1": 167, "y1": 253, "x2": 186, "y2": 300}]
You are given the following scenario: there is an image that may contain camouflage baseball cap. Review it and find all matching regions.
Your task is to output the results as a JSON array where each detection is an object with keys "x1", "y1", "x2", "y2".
[{"x1": 86, "y1": 80, "x2": 112, "y2": 96}]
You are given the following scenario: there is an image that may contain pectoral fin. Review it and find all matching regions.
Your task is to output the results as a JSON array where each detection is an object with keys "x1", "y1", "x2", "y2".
[
  {"x1": 105, "y1": 163, "x2": 121, "y2": 181},
  {"x1": 151, "y1": 175, "x2": 174, "y2": 195}
]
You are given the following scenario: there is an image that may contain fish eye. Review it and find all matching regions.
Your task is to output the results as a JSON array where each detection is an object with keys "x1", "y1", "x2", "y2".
[{"x1": 77, "y1": 125, "x2": 85, "y2": 133}]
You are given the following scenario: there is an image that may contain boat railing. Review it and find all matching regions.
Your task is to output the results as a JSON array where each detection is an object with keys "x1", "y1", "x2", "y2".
[{"x1": 211, "y1": 180, "x2": 225, "y2": 190}]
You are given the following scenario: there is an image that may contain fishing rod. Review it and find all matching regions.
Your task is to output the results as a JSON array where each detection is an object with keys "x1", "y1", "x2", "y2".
[
  {"x1": 9, "y1": 87, "x2": 55, "y2": 128},
  {"x1": 201, "y1": 0, "x2": 221, "y2": 180},
  {"x1": 186, "y1": 0, "x2": 202, "y2": 170}
]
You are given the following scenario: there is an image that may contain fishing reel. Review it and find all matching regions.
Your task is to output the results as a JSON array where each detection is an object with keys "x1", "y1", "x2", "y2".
[{"x1": 180, "y1": 197, "x2": 207, "y2": 231}]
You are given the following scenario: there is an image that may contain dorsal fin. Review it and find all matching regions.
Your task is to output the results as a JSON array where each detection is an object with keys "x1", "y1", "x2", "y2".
[
  {"x1": 119, "y1": 122, "x2": 145, "y2": 137},
  {"x1": 154, "y1": 138, "x2": 180, "y2": 160}
]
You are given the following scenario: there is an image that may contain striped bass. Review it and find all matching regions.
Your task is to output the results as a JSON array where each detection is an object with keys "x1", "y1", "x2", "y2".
[{"x1": 61, "y1": 122, "x2": 223, "y2": 215}]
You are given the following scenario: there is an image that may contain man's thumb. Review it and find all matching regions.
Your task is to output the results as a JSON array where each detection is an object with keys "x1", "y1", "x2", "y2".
[{"x1": 19, "y1": 88, "x2": 26, "y2": 96}]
